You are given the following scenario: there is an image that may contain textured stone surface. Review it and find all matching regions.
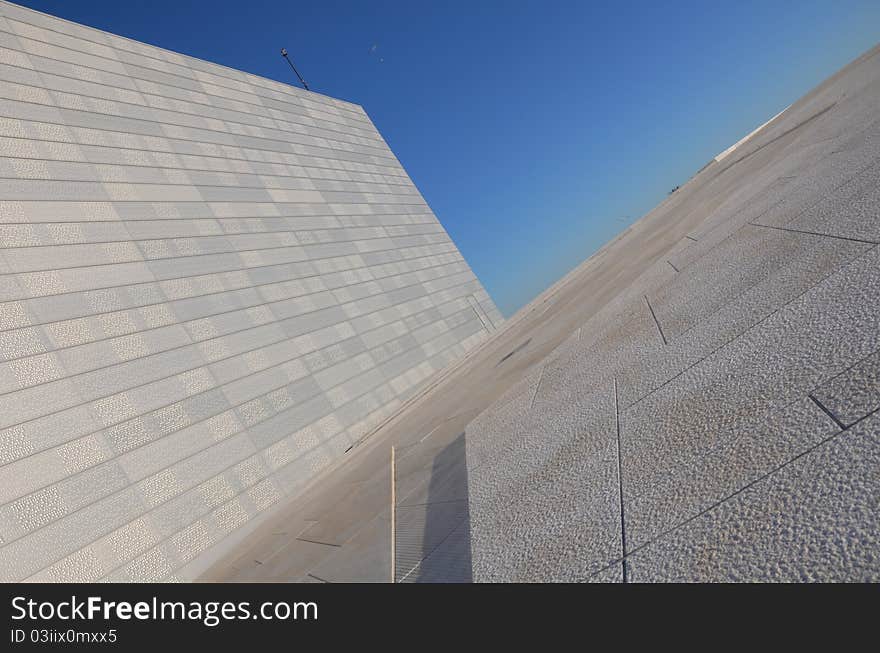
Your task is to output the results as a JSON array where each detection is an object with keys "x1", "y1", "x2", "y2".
[
  {"x1": 627, "y1": 410, "x2": 880, "y2": 582},
  {"x1": 466, "y1": 381, "x2": 621, "y2": 581},
  {"x1": 623, "y1": 397, "x2": 839, "y2": 548},
  {"x1": 0, "y1": 1, "x2": 500, "y2": 582}
]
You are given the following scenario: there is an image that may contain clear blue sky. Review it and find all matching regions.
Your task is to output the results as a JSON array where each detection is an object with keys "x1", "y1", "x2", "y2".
[{"x1": 14, "y1": 0, "x2": 880, "y2": 315}]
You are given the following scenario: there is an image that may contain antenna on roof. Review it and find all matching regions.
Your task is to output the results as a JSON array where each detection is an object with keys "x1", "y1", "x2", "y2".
[{"x1": 280, "y1": 48, "x2": 310, "y2": 91}]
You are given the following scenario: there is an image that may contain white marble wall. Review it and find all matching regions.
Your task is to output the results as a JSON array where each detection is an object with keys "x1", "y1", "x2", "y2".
[{"x1": 0, "y1": 0, "x2": 501, "y2": 581}]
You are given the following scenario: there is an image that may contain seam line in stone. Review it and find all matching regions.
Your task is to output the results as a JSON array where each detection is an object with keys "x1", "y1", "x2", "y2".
[
  {"x1": 613, "y1": 378, "x2": 628, "y2": 583},
  {"x1": 644, "y1": 295, "x2": 667, "y2": 346}
]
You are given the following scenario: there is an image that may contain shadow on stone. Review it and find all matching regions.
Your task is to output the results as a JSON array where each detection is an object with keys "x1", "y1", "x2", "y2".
[{"x1": 398, "y1": 432, "x2": 472, "y2": 582}]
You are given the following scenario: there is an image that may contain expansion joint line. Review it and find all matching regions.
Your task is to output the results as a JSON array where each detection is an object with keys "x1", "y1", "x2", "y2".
[
  {"x1": 397, "y1": 514, "x2": 470, "y2": 583},
  {"x1": 306, "y1": 573, "x2": 330, "y2": 583},
  {"x1": 644, "y1": 295, "x2": 668, "y2": 346},
  {"x1": 808, "y1": 394, "x2": 847, "y2": 431},
  {"x1": 613, "y1": 379, "x2": 628, "y2": 583},
  {"x1": 747, "y1": 221, "x2": 879, "y2": 245},
  {"x1": 529, "y1": 364, "x2": 547, "y2": 410}
]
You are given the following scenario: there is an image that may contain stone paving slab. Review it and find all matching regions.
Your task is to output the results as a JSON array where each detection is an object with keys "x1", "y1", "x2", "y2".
[
  {"x1": 650, "y1": 225, "x2": 866, "y2": 341},
  {"x1": 296, "y1": 475, "x2": 390, "y2": 546},
  {"x1": 755, "y1": 130, "x2": 880, "y2": 233},
  {"x1": 778, "y1": 156, "x2": 880, "y2": 242},
  {"x1": 468, "y1": 384, "x2": 621, "y2": 581},
  {"x1": 470, "y1": 438, "x2": 621, "y2": 582},
  {"x1": 306, "y1": 511, "x2": 391, "y2": 583},
  {"x1": 624, "y1": 396, "x2": 839, "y2": 548},
  {"x1": 621, "y1": 245, "x2": 880, "y2": 504},
  {"x1": 617, "y1": 227, "x2": 870, "y2": 408},
  {"x1": 627, "y1": 409, "x2": 880, "y2": 582}
]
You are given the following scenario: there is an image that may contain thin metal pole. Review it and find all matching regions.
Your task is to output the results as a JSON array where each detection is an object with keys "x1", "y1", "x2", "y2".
[
  {"x1": 280, "y1": 48, "x2": 310, "y2": 91},
  {"x1": 390, "y1": 446, "x2": 396, "y2": 583}
]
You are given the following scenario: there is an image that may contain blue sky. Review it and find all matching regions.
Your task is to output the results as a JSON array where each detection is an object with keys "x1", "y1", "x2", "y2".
[{"x1": 14, "y1": 0, "x2": 880, "y2": 315}]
